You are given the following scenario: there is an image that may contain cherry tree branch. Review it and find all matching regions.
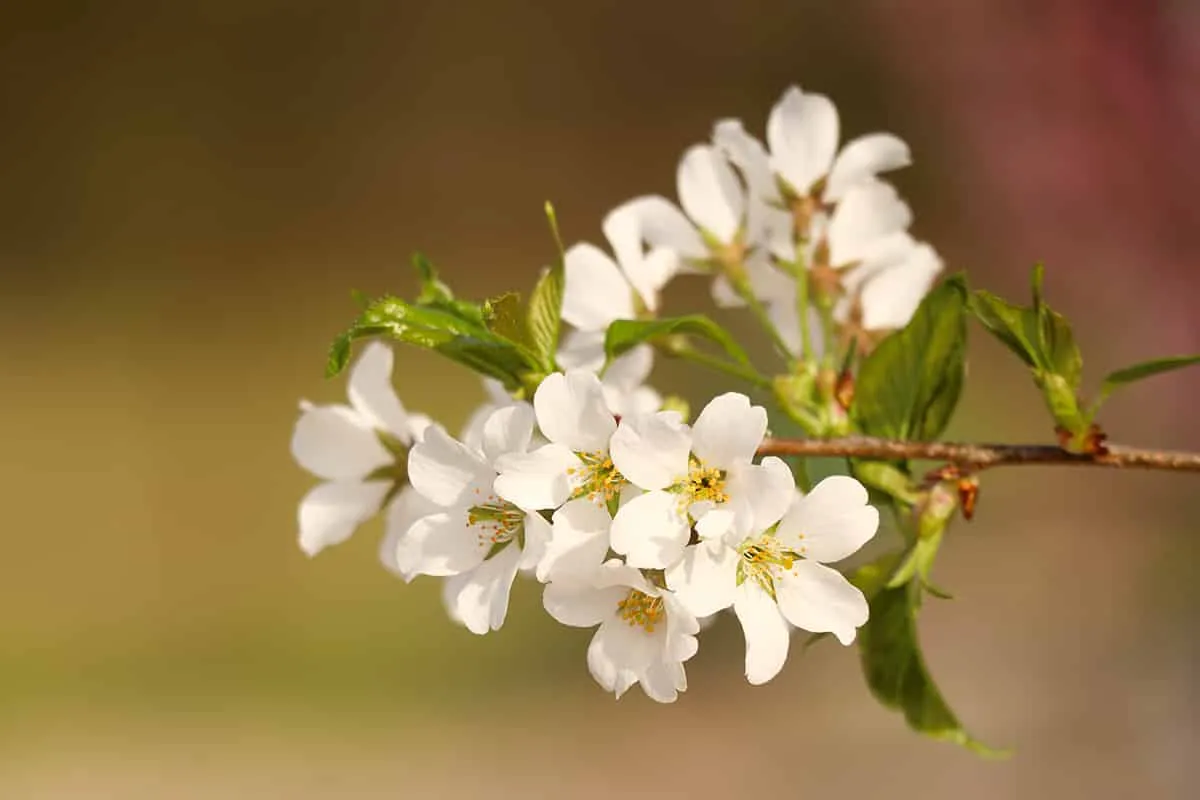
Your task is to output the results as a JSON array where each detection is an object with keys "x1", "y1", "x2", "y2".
[{"x1": 756, "y1": 436, "x2": 1200, "y2": 473}]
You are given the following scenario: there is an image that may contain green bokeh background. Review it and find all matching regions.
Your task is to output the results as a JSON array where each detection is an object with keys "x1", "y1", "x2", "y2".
[{"x1": 2, "y1": 2, "x2": 1198, "y2": 797}]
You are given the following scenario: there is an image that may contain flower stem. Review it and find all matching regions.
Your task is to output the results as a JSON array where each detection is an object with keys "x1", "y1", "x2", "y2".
[{"x1": 666, "y1": 343, "x2": 773, "y2": 390}]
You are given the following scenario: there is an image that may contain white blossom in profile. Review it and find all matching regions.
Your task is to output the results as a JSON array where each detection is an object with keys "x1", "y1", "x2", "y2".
[{"x1": 290, "y1": 342, "x2": 430, "y2": 557}]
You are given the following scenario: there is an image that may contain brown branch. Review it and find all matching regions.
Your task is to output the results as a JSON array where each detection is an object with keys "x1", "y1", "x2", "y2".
[{"x1": 756, "y1": 436, "x2": 1200, "y2": 473}]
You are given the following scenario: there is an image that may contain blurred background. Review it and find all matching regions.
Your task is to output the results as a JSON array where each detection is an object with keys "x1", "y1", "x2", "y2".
[{"x1": 2, "y1": 1, "x2": 1198, "y2": 797}]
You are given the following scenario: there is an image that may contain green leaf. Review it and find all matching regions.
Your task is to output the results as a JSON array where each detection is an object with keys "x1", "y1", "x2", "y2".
[
  {"x1": 484, "y1": 292, "x2": 533, "y2": 350},
  {"x1": 853, "y1": 461, "x2": 920, "y2": 505},
  {"x1": 605, "y1": 315, "x2": 754, "y2": 368},
  {"x1": 854, "y1": 275, "x2": 968, "y2": 441},
  {"x1": 967, "y1": 291, "x2": 1039, "y2": 368},
  {"x1": 524, "y1": 202, "x2": 568, "y2": 371},
  {"x1": 326, "y1": 295, "x2": 537, "y2": 388},
  {"x1": 859, "y1": 582, "x2": 1005, "y2": 756},
  {"x1": 1094, "y1": 354, "x2": 1200, "y2": 408},
  {"x1": 411, "y1": 253, "x2": 487, "y2": 326},
  {"x1": 1031, "y1": 265, "x2": 1082, "y2": 389}
]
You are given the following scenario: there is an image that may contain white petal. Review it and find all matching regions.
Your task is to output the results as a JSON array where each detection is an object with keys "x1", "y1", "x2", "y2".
[
  {"x1": 538, "y1": 498, "x2": 613, "y2": 581},
  {"x1": 590, "y1": 617, "x2": 659, "y2": 686},
  {"x1": 519, "y1": 510, "x2": 552, "y2": 572},
  {"x1": 665, "y1": 539, "x2": 738, "y2": 617},
  {"x1": 346, "y1": 342, "x2": 412, "y2": 440},
  {"x1": 407, "y1": 425, "x2": 491, "y2": 507},
  {"x1": 733, "y1": 581, "x2": 791, "y2": 685},
  {"x1": 291, "y1": 404, "x2": 391, "y2": 481},
  {"x1": 776, "y1": 560, "x2": 869, "y2": 645},
  {"x1": 767, "y1": 86, "x2": 839, "y2": 195},
  {"x1": 562, "y1": 242, "x2": 635, "y2": 331},
  {"x1": 824, "y1": 133, "x2": 912, "y2": 201},
  {"x1": 479, "y1": 403, "x2": 535, "y2": 465},
  {"x1": 712, "y1": 118, "x2": 777, "y2": 201},
  {"x1": 493, "y1": 443, "x2": 578, "y2": 510},
  {"x1": 606, "y1": 385, "x2": 662, "y2": 419},
  {"x1": 662, "y1": 592, "x2": 701, "y2": 660},
  {"x1": 677, "y1": 144, "x2": 743, "y2": 244},
  {"x1": 380, "y1": 486, "x2": 440, "y2": 579},
  {"x1": 727, "y1": 457, "x2": 795, "y2": 533},
  {"x1": 297, "y1": 480, "x2": 390, "y2": 556},
  {"x1": 776, "y1": 475, "x2": 878, "y2": 563},
  {"x1": 533, "y1": 371, "x2": 616, "y2": 452},
  {"x1": 395, "y1": 510, "x2": 489, "y2": 577},
  {"x1": 693, "y1": 507, "x2": 735, "y2": 540},
  {"x1": 609, "y1": 490, "x2": 690, "y2": 568},
  {"x1": 827, "y1": 181, "x2": 913, "y2": 266},
  {"x1": 860, "y1": 243, "x2": 942, "y2": 331},
  {"x1": 601, "y1": 344, "x2": 654, "y2": 393},
  {"x1": 544, "y1": 579, "x2": 625, "y2": 628},
  {"x1": 443, "y1": 543, "x2": 522, "y2": 635},
  {"x1": 639, "y1": 660, "x2": 686, "y2": 703},
  {"x1": 556, "y1": 329, "x2": 607, "y2": 373},
  {"x1": 691, "y1": 393, "x2": 767, "y2": 468},
  {"x1": 609, "y1": 411, "x2": 690, "y2": 491},
  {"x1": 603, "y1": 195, "x2": 707, "y2": 265}
]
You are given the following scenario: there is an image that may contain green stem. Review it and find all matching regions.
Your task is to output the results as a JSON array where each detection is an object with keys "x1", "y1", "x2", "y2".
[
  {"x1": 817, "y1": 300, "x2": 837, "y2": 369},
  {"x1": 792, "y1": 256, "x2": 816, "y2": 364},
  {"x1": 668, "y1": 344, "x2": 773, "y2": 390},
  {"x1": 734, "y1": 278, "x2": 795, "y2": 365}
]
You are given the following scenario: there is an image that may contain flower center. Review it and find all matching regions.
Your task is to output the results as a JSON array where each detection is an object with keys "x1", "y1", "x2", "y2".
[
  {"x1": 616, "y1": 589, "x2": 665, "y2": 633},
  {"x1": 467, "y1": 498, "x2": 524, "y2": 547},
  {"x1": 685, "y1": 460, "x2": 728, "y2": 505},
  {"x1": 737, "y1": 535, "x2": 804, "y2": 600},
  {"x1": 568, "y1": 450, "x2": 624, "y2": 504}
]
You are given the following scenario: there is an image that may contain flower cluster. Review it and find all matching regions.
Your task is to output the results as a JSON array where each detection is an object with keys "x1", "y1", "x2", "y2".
[
  {"x1": 293, "y1": 347, "x2": 879, "y2": 701},
  {"x1": 290, "y1": 86, "x2": 929, "y2": 702}
]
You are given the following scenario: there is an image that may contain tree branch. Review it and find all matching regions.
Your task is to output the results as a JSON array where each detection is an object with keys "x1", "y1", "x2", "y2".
[{"x1": 756, "y1": 436, "x2": 1200, "y2": 473}]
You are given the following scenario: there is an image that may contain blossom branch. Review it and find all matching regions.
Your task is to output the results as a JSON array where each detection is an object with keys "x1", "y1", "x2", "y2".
[{"x1": 756, "y1": 436, "x2": 1200, "y2": 473}]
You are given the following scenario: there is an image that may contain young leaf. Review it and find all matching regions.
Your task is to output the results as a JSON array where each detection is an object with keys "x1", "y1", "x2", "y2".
[
  {"x1": 854, "y1": 275, "x2": 969, "y2": 442},
  {"x1": 858, "y1": 582, "x2": 1004, "y2": 756},
  {"x1": 605, "y1": 315, "x2": 755, "y2": 368},
  {"x1": 525, "y1": 202, "x2": 567, "y2": 371},
  {"x1": 326, "y1": 295, "x2": 538, "y2": 389},
  {"x1": 411, "y1": 253, "x2": 487, "y2": 325},
  {"x1": 1093, "y1": 354, "x2": 1200, "y2": 408}
]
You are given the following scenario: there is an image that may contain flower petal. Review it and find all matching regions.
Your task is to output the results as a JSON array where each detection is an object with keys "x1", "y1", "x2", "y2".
[
  {"x1": 776, "y1": 475, "x2": 878, "y2": 563},
  {"x1": 767, "y1": 86, "x2": 839, "y2": 195},
  {"x1": 726, "y1": 456, "x2": 795, "y2": 533},
  {"x1": 443, "y1": 543, "x2": 522, "y2": 635},
  {"x1": 519, "y1": 510, "x2": 552, "y2": 572},
  {"x1": 604, "y1": 195, "x2": 707, "y2": 266},
  {"x1": 776, "y1": 560, "x2": 868, "y2": 645},
  {"x1": 691, "y1": 392, "x2": 767, "y2": 468},
  {"x1": 677, "y1": 144, "x2": 743, "y2": 244},
  {"x1": 589, "y1": 617, "x2": 659, "y2": 692},
  {"x1": 533, "y1": 371, "x2": 616, "y2": 453},
  {"x1": 733, "y1": 580, "x2": 791, "y2": 685},
  {"x1": 537, "y1": 498, "x2": 613, "y2": 581},
  {"x1": 407, "y1": 425, "x2": 491, "y2": 507},
  {"x1": 479, "y1": 402, "x2": 535, "y2": 465},
  {"x1": 827, "y1": 181, "x2": 913, "y2": 267},
  {"x1": 601, "y1": 344, "x2": 654, "y2": 393},
  {"x1": 562, "y1": 242, "x2": 635, "y2": 331},
  {"x1": 713, "y1": 118, "x2": 776, "y2": 201},
  {"x1": 825, "y1": 133, "x2": 912, "y2": 201},
  {"x1": 556, "y1": 329, "x2": 607, "y2": 373},
  {"x1": 639, "y1": 660, "x2": 687, "y2": 703},
  {"x1": 346, "y1": 342, "x2": 412, "y2": 440},
  {"x1": 665, "y1": 538, "x2": 738, "y2": 617},
  {"x1": 493, "y1": 442, "x2": 578, "y2": 510},
  {"x1": 291, "y1": 404, "x2": 391, "y2": 481},
  {"x1": 610, "y1": 489, "x2": 690, "y2": 568},
  {"x1": 297, "y1": 480, "x2": 390, "y2": 557},
  {"x1": 544, "y1": 579, "x2": 626, "y2": 628},
  {"x1": 609, "y1": 410, "x2": 690, "y2": 491},
  {"x1": 395, "y1": 510, "x2": 489, "y2": 577},
  {"x1": 380, "y1": 485, "x2": 440, "y2": 579},
  {"x1": 859, "y1": 242, "x2": 942, "y2": 331}
]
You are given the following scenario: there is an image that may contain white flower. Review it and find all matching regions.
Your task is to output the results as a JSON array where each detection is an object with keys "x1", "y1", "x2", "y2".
[
  {"x1": 841, "y1": 234, "x2": 943, "y2": 332},
  {"x1": 398, "y1": 404, "x2": 550, "y2": 634},
  {"x1": 669, "y1": 476, "x2": 878, "y2": 685},
  {"x1": 543, "y1": 560, "x2": 699, "y2": 703},
  {"x1": 460, "y1": 378, "x2": 518, "y2": 453},
  {"x1": 493, "y1": 371, "x2": 623, "y2": 511},
  {"x1": 556, "y1": 336, "x2": 662, "y2": 418},
  {"x1": 608, "y1": 392, "x2": 794, "y2": 569},
  {"x1": 290, "y1": 342, "x2": 430, "y2": 557}
]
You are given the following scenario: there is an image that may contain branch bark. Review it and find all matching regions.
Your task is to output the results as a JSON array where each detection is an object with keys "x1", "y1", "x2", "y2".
[{"x1": 756, "y1": 436, "x2": 1200, "y2": 473}]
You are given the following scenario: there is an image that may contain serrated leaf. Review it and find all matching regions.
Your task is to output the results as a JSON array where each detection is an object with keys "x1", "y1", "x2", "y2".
[
  {"x1": 859, "y1": 582, "x2": 1005, "y2": 756},
  {"x1": 967, "y1": 291, "x2": 1039, "y2": 368},
  {"x1": 326, "y1": 295, "x2": 537, "y2": 389},
  {"x1": 1093, "y1": 354, "x2": 1200, "y2": 408},
  {"x1": 854, "y1": 275, "x2": 968, "y2": 442},
  {"x1": 527, "y1": 263, "x2": 564, "y2": 371},
  {"x1": 605, "y1": 315, "x2": 754, "y2": 368},
  {"x1": 410, "y1": 253, "x2": 488, "y2": 325},
  {"x1": 484, "y1": 292, "x2": 532, "y2": 348}
]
